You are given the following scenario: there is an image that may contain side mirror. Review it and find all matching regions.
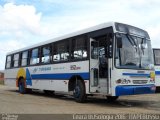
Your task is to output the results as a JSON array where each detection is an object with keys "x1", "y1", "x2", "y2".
[{"x1": 117, "y1": 37, "x2": 122, "y2": 48}]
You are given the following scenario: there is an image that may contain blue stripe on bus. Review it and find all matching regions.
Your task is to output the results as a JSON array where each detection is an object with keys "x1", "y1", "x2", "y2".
[
  {"x1": 155, "y1": 71, "x2": 160, "y2": 75},
  {"x1": 122, "y1": 73, "x2": 150, "y2": 77},
  {"x1": 31, "y1": 72, "x2": 90, "y2": 80}
]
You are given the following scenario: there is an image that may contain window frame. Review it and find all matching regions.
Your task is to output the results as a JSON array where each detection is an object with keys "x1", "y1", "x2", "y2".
[
  {"x1": 5, "y1": 55, "x2": 12, "y2": 69},
  {"x1": 153, "y1": 49, "x2": 160, "y2": 66},
  {"x1": 5, "y1": 32, "x2": 98, "y2": 69},
  {"x1": 20, "y1": 51, "x2": 29, "y2": 67},
  {"x1": 41, "y1": 44, "x2": 52, "y2": 64},
  {"x1": 29, "y1": 47, "x2": 40, "y2": 66},
  {"x1": 13, "y1": 53, "x2": 20, "y2": 68},
  {"x1": 71, "y1": 35, "x2": 88, "y2": 61},
  {"x1": 52, "y1": 39, "x2": 70, "y2": 63}
]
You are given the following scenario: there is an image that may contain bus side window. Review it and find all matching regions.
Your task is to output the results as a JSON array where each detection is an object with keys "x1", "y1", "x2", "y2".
[
  {"x1": 53, "y1": 41, "x2": 69, "y2": 62},
  {"x1": 41, "y1": 45, "x2": 51, "y2": 63},
  {"x1": 6, "y1": 55, "x2": 11, "y2": 69},
  {"x1": 154, "y1": 49, "x2": 160, "y2": 65},
  {"x1": 30, "y1": 48, "x2": 39, "y2": 65},
  {"x1": 13, "y1": 54, "x2": 19, "y2": 67},
  {"x1": 71, "y1": 37, "x2": 87, "y2": 60},
  {"x1": 21, "y1": 51, "x2": 28, "y2": 66}
]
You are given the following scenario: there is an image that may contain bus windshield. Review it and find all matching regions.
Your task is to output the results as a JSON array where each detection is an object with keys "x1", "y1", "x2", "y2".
[{"x1": 115, "y1": 33, "x2": 154, "y2": 69}]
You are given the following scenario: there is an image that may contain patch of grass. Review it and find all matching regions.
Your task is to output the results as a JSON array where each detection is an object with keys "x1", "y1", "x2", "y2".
[{"x1": 0, "y1": 80, "x2": 4, "y2": 85}]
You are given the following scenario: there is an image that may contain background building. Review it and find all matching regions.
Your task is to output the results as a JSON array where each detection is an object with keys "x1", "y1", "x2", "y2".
[{"x1": 0, "y1": 70, "x2": 4, "y2": 84}]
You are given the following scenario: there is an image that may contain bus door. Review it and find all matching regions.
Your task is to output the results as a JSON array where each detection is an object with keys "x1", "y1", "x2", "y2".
[
  {"x1": 90, "y1": 35, "x2": 112, "y2": 94},
  {"x1": 90, "y1": 38, "x2": 99, "y2": 92}
]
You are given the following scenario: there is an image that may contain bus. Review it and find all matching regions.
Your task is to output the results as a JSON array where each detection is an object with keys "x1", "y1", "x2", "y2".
[
  {"x1": 153, "y1": 48, "x2": 160, "y2": 92},
  {"x1": 4, "y1": 22, "x2": 156, "y2": 102}
]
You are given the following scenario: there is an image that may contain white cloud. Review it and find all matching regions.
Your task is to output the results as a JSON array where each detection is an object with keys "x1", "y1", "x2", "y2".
[
  {"x1": 36, "y1": 0, "x2": 160, "y2": 47},
  {"x1": 0, "y1": 3, "x2": 42, "y2": 35},
  {"x1": 0, "y1": 0, "x2": 160, "y2": 69},
  {"x1": 0, "y1": 3, "x2": 43, "y2": 69}
]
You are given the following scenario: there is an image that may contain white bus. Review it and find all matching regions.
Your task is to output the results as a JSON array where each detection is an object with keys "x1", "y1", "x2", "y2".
[
  {"x1": 5, "y1": 22, "x2": 156, "y2": 102},
  {"x1": 153, "y1": 48, "x2": 160, "y2": 92}
]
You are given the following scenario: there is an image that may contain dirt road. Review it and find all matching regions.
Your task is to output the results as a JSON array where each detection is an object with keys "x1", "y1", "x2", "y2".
[{"x1": 0, "y1": 85, "x2": 160, "y2": 114}]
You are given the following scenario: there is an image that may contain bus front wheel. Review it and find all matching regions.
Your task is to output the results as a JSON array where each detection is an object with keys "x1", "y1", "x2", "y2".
[{"x1": 73, "y1": 80, "x2": 86, "y2": 103}]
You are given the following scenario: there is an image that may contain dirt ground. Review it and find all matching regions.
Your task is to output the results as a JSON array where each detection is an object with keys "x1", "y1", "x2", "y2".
[{"x1": 0, "y1": 85, "x2": 160, "y2": 114}]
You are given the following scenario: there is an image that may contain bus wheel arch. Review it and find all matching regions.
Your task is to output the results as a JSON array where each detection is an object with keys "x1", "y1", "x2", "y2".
[
  {"x1": 68, "y1": 75, "x2": 85, "y2": 91},
  {"x1": 68, "y1": 75, "x2": 86, "y2": 103}
]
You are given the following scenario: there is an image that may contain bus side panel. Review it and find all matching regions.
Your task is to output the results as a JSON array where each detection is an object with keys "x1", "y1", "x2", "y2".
[
  {"x1": 26, "y1": 61, "x2": 89, "y2": 93},
  {"x1": 4, "y1": 61, "x2": 90, "y2": 93},
  {"x1": 4, "y1": 68, "x2": 19, "y2": 87}
]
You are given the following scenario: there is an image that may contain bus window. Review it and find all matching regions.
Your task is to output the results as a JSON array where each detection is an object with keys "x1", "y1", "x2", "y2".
[
  {"x1": 53, "y1": 41, "x2": 69, "y2": 62},
  {"x1": 21, "y1": 51, "x2": 28, "y2": 66},
  {"x1": 13, "y1": 54, "x2": 19, "y2": 67},
  {"x1": 91, "y1": 41, "x2": 98, "y2": 59},
  {"x1": 6, "y1": 55, "x2": 11, "y2": 68},
  {"x1": 30, "y1": 48, "x2": 39, "y2": 65},
  {"x1": 41, "y1": 45, "x2": 51, "y2": 63},
  {"x1": 72, "y1": 37, "x2": 87, "y2": 59},
  {"x1": 154, "y1": 49, "x2": 160, "y2": 65}
]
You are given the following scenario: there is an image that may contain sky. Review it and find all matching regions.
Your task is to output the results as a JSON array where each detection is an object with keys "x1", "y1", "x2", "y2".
[{"x1": 0, "y1": 0, "x2": 160, "y2": 70}]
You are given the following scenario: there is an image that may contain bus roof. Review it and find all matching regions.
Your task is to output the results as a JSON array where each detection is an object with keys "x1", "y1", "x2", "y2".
[{"x1": 7, "y1": 22, "x2": 115, "y2": 55}]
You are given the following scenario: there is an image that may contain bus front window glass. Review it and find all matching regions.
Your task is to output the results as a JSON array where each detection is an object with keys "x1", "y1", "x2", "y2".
[
  {"x1": 140, "y1": 39, "x2": 154, "y2": 69},
  {"x1": 30, "y1": 48, "x2": 39, "y2": 65},
  {"x1": 115, "y1": 33, "x2": 153, "y2": 69}
]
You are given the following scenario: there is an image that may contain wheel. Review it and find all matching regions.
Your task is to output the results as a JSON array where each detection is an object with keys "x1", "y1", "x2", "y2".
[
  {"x1": 18, "y1": 79, "x2": 26, "y2": 94},
  {"x1": 73, "y1": 80, "x2": 86, "y2": 103},
  {"x1": 107, "y1": 96, "x2": 119, "y2": 102}
]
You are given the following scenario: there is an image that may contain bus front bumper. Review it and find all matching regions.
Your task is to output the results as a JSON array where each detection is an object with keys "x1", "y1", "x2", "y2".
[{"x1": 115, "y1": 85, "x2": 156, "y2": 96}]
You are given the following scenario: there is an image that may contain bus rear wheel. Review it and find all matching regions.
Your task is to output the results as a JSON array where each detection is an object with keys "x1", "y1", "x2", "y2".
[
  {"x1": 73, "y1": 80, "x2": 86, "y2": 103},
  {"x1": 18, "y1": 78, "x2": 26, "y2": 94},
  {"x1": 107, "y1": 96, "x2": 119, "y2": 102}
]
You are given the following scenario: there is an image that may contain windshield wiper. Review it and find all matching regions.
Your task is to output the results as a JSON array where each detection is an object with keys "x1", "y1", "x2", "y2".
[{"x1": 126, "y1": 34, "x2": 137, "y2": 48}]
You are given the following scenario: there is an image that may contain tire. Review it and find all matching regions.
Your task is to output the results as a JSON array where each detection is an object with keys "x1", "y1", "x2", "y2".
[
  {"x1": 18, "y1": 78, "x2": 26, "y2": 94},
  {"x1": 73, "y1": 80, "x2": 86, "y2": 103},
  {"x1": 107, "y1": 96, "x2": 119, "y2": 102}
]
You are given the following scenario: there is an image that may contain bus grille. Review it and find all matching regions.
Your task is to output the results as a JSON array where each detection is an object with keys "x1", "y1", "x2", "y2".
[{"x1": 133, "y1": 80, "x2": 148, "y2": 84}]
